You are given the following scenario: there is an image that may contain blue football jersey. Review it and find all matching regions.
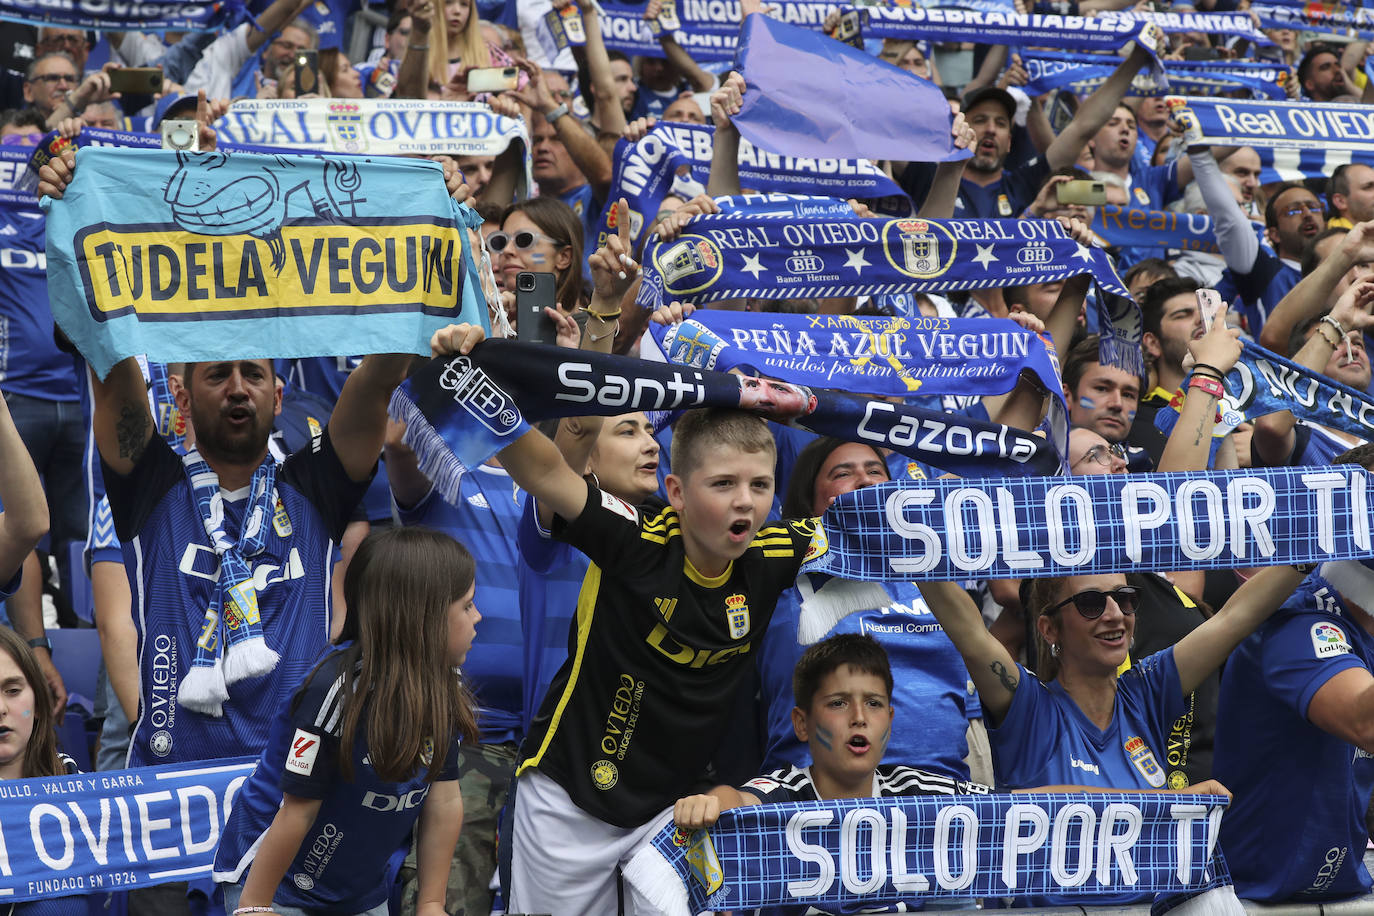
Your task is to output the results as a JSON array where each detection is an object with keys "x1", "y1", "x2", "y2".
[
  {"x1": 106, "y1": 432, "x2": 368, "y2": 767},
  {"x1": 0, "y1": 206, "x2": 80, "y2": 400},
  {"x1": 213, "y1": 647, "x2": 460, "y2": 910},
  {"x1": 396, "y1": 465, "x2": 524, "y2": 744},
  {"x1": 1216, "y1": 573, "x2": 1374, "y2": 903}
]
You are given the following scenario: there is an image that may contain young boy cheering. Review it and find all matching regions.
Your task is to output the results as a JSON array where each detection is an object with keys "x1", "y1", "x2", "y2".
[
  {"x1": 674, "y1": 634, "x2": 987, "y2": 829},
  {"x1": 428, "y1": 325, "x2": 826, "y2": 913}
]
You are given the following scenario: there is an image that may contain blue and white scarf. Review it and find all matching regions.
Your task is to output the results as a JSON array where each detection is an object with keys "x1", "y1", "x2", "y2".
[
  {"x1": 1021, "y1": 53, "x2": 1288, "y2": 100},
  {"x1": 1251, "y1": 2, "x2": 1374, "y2": 41},
  {"x1": 806, "y1": 466, "x2": 1374, "y2": 583},
  {"x1": 178, "y1": 450, "x2": 280, "y2": 716},
  {"x1": 42, "y1": 147, "x2": 489, "y2": 379},
  {"x1": 1088, "y1": 206, "x2": 1269, "y2": 256},
  {"x1": 1167, "y1": 96, "x2": 1374, "y2": 154},
  {"x1": 645, "y1": 311, "x2": 1069, "y2": 455},
  {"x1": 624, "y1": 792, "x2": 1231, "y2": 916},
  {"x1": 592, "y1": 122, "x2": 906, "y2": 251},
  {"x1": 388, "y1": 341, "x2": 1062, "y2": 506},
  {"x1": 1094, "y1": 9, "x2": 1272, "y2": 45},
  {"x1": 0, "y1": 0, "x2": 245, "y2": 30},
  {"x1": 635, "y1": 213, "x2": 1142, "y2": 377},
  {"x1": 0, "y1": 757, "x2": 257, "y2": 901}
]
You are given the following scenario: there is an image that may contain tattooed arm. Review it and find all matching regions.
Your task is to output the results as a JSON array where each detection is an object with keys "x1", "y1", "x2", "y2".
[
  {"x1": 91, "y1": 357, "x2": 155, "y2": 476},
  {"x1": 915, "y1": 580, "x2": 1021, "y2": 726}
]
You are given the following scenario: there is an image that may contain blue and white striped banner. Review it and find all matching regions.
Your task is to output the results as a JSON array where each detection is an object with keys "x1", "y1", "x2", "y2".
[
  {"x1": 1022, "y1": 53, "x2": 1288, "y2": 100},
  {"x1": 1167, "y1": 96, "x2": 1374, "y2": 154},
  {"x1": 805, "y1": 466, "x2": 1374, "y2": 582}
]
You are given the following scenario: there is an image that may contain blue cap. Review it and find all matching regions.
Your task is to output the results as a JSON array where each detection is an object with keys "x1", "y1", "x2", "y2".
[{"x1": 152, "y1": 93, "x2": 198, "y2": 126}]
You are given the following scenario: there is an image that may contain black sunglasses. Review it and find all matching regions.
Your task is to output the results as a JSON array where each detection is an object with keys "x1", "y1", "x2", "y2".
[{"x1": 1049, "y1": 586, "x2": 1139, "y2": 620}]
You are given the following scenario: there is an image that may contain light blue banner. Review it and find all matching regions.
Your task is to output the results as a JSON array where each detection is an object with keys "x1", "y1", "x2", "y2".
[
  {"x1": 0, "y1": 757, "x2": 255, "y2": 901},
  {"x1": 43, "y1": 147, "x2": 489, "y2": 378}
]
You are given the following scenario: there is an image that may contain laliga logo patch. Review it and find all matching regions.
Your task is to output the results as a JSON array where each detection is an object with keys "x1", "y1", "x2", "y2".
[
  {"x1": 1312, "y1": 622, "x2": 1352, "y2": 659},
  {"x1": 590, "y1": 759, "x2": 619, "y2": 790},
  {"x1": 438, "y1": 356, "x2": 523, "y2": 435},
  {"x1": 286, "y1": 728, "x2": 321, "y2": 777},
  {"x1": 327, "y1": 101, "x2": 368, "y2": 154},
  {"x1": 655, "y1": 235, "x2": 723, "y2": 295},
  {"x1": 1124, "y1": 735, "x2": 1166, "y2": 787},
  {"x1": 725, "y1": 593, "x2": 750, "y2": 640},
  {"x1": 881, "y1": 218, "x2": 956, "y2": 279}
]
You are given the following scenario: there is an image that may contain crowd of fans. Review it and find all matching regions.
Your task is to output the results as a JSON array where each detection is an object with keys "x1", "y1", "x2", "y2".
[{"x1": 3, "y1": 0, "x2": 1374, "y2": 913}]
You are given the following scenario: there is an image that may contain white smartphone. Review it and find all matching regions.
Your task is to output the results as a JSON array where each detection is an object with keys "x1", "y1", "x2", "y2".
[{"x1": 1196, "y1": 288, "x2": 1223, "y2": 332}]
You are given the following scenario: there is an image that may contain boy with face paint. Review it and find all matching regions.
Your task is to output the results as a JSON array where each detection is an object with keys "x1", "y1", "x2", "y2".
[{"x1": 673, "y1": 635, "x2": 988, "y2": 832}]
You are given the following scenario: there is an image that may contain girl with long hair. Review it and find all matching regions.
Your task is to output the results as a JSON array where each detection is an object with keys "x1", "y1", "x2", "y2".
[
  {"x1": 0, "y1": 626, "x2": 69, "y2": 781},
  {"x1": 429, "y1": 0, "x2": 490, "y2": 89},
  {"x1": 214, "y1": 528, "x2": 480, "y2": 916}
]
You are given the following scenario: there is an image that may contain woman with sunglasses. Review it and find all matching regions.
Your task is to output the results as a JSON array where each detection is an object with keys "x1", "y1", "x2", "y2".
[{"x1": 488, "y1": 198, "x2": 587, "y2": 322}]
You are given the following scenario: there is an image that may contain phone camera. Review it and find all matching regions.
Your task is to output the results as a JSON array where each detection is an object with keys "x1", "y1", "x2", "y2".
[{"x1": 517, "y1": 273, "x2": 536, "y2": 292}]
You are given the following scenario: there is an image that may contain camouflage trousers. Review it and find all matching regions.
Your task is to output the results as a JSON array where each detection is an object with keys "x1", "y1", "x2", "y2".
[{"x1": 399, "y1": 741, "x2": 518, "y2": 916}]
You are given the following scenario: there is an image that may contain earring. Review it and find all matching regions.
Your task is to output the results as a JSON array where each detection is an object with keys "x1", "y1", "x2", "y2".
[{"x1": 1050, "y1": 643, "x2": 1061, "y2": 658}]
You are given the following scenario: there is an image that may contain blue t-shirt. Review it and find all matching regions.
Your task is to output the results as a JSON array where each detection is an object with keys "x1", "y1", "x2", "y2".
[
  {"x1": 105, "y1": 432, "x2": 368, "y2": 767},
  {"x1": 757, "y1": 578, "x2": 977, "y2": 780},
  {"x1": 213, "y1": 647, "x2": 461, "y2": 910},
  {"x1": 1216, "y1": 248, "x2": 1299, "y2": 336},
  {"x1": 1215, "y1": 572, "x2": 1374, "y2": 903},
  {"x1": 1113, "y1": 160, "x2": 1182, "y2": 266},
  {"x1": 989, "y1": 648, "x2": 1183, "y2": 906},
  {"x1": 396, "y1": 466, "x2": 524, "y2": 744},
  {"x1": 0, "y1": 206, "x2": 80, "y2": 401}
]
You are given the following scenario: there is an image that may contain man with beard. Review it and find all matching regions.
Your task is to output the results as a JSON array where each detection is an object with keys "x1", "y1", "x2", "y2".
[
  {"x1": 899, "y1": 43, "x2": 1152, "y2": 218},
  {"x1": 91, "y1": 352, "x2": 412, "y2": 769},
  {"x1": 1299, "y1": 44, "x2": 1347, "y2": 102}
]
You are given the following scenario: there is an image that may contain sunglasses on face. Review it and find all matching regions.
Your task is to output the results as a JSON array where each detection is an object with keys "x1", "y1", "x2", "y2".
[
  {"x1": 1049, "y1": 586, "x2": 1140, "y2": 620},
  {"x1": 486, "y1": 229, "x2": 564, "y2": 253}
]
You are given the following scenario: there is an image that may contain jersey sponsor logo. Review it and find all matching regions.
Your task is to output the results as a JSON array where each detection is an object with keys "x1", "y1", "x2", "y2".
[
  {"x1": 300, "y1": 822, "x2": 343, "y2": 880},
  {"x1": 1311, "y1": 622, "x2": 1352, "y2": 659},
  {"x1": 0, "y1": 248, "x2": 44, "y2": 270},
  {"x1": 286, "y1": 728, "x2": 321, "y2": 777},
  {"x1": 647, "y1": 620, "x2": 752, "y2": 668},
  {"x1": 590, "y1": 759, "x2": 619, "y2": 790},
  {"x1": 1308, "y1": 846, "x2": 1349, "y2": 894},
  {"x1": 178, "y1": 543, "x2": 306, "y2": 591},
  {"x1": 600, "y1": 489, "x2": 638, "y2": 522},
  {"x1": 724, "y1": 593, "x2": 750, "y2": 639},
  {"x1": 600, "y1": 673, "x2": 646, "y2": 760},
  {"x1": 466, "y1": 492, "x2": 490, "y2": 510},
  {"x1": 1124, "y1": 735, "x2": 1166, "y2": 788},
  {"x1": 361, "y1": 787, "x2": 430, "y2": 811},
  {"x1": 147, "y1": 634, "x2": 178, "y2": 752},
  {"x1": 1070, "y1": 756, "x2": 1100, "y2": 776}
]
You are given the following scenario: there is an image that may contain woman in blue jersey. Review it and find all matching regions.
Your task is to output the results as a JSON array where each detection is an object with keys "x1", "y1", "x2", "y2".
[
  {"x1": 214, "y1": 527, "x2": 480, "y2": 916},
  {"x1": 918, "y1": 563, "x2": 1306, "y2": 905}
]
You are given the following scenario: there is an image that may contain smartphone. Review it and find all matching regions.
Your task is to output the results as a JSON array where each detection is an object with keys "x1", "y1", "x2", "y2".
[
  {"x1": 294, "y1": 50, "x2": 319, "y2": 96},
  {"x1": 466, "y1": 66, "x2": 520, "y2": 93},
  {"x1": 515, "y1": 271, "x2": 559, "y2": 345},
  {"x1": 1056, "y1": 180, "x2": 1107, "y2": 206},
  {"x1": 1196, "y1": 288, "x2": 1223, "y2": 333},
  {"x1": 108, "y1": 67, "x2": 163, "y2": 95},
  {"x1": 1183, "y1": 45, "x2": 1220, "y2": 61},
  {"x1": 161, "y1": 118, "x2": 199, "y2": 152}
]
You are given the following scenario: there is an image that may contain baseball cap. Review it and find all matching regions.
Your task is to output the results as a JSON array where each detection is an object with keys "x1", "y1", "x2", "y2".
[{"x1": 961, "y1": 86, "x2": 1016, "y2": 121}]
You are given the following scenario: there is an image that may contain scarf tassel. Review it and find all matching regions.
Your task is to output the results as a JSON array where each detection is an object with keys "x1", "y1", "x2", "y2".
[
  {"x1": 178, "y1": 658, "x2": 228, "y2": 717},
  {"x1": 797, "y1": 577, "x2": 893, "y2": 645},
  {"x1": 388, "y1": 387, "x2": 472, "y2": 506},
  {"x1": 223, "y1": 636, "x2": 281, "y2": 685},
  {"x1": 622, "y1": 847, "x2": 693, "y2": 916}
]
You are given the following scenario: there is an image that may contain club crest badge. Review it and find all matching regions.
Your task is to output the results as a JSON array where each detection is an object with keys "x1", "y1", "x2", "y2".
[
  {"x1": 656, "y1": 236, "x2": 724, "y2": 294},
  {"x1": 882, "y1": 218, "x2": 956, "y2": 278},
  {"x1": 1124, "y1": 735, "x2": 1166, "y2": 787}
]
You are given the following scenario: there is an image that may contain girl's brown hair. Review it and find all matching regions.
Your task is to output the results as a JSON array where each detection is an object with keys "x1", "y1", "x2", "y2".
[
  {"x1": 331, "y1": 527, "x2": 478, "y2": 782},
  {"x1": 428, "y1": 1, "x2": 490, "y2": 92},
  {"x1": 1024, "y1": 575, "x2": 1072, "y2": 684},
  {"x1": 0, "y1": 627, "x2": 63, "y2": 778},
  {"x1": 500, "y1": 197, "x2": 587, "y2": 311}
]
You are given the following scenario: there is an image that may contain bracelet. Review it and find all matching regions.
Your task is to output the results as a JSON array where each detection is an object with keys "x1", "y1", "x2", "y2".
[
  {"x1": 586, "y1": 309, "x2": 621, "y2": 322},
  {"x1": 26, "y1": 637, "x2": 51, "y2": 654},
  {"x1": 1188, "y1": 373, "x2": 1226, "y2": 400},
  {"x1": 1191, "y1": 361, "x2": 1226, "y2": 380},
  {"x1": 232, "y1": 908, "x2": 277, "y2": 915},
  {"x1": 546, "y1": 102, "x2": 570, "y2": 124},
  {"x1": 408, "y1": 43, "x2": 429, "y2": 50},
  {"x1": 587, "y1": 318, "x2": 620, "y2": 342},
  {"x1": 1320, "y1": 314, "x2": 1347, "y2": 346}
]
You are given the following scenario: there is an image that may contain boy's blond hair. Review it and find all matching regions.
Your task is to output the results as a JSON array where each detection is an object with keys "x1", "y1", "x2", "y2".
[{"x1": 669, "y1": 408, "x2": 776, "y2": 481}]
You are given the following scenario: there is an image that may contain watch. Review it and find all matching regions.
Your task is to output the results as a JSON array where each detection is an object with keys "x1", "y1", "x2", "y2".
[{"x1": 27, "y1": 637, "x2": 52, "y2": 653}]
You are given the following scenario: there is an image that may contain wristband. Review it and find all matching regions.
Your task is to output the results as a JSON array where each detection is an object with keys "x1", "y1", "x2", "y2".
[
  {"x1": 26, "y1": 637, "x2": 51, "y2": 654},
  {"x1": 1188, "y1": 373, "x2": 1226, "y2": 400},
  {"x1": 586, "y1": 309, "x2": 621, "y2": 322},
  {"x1": 232, "y1": 908, "x2": 277, "y2": 915},
  {"x1": 546, "y1": 102, "x2": 570, "y2": 124},
  {"x1": 407, "y1": 42, "x2": 429, "y2": 51},
  {"x1": 1190, "y1": 361, "x2": 1227, "y2": 380},
  {"x1": 1320, "y1": 314, "x2": 1347, "y2": 346}
]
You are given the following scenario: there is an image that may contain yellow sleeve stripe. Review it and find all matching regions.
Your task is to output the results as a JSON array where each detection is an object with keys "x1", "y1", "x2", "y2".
[{"x1": 518, "y1": 564, "x2": 603, "y2": 776}]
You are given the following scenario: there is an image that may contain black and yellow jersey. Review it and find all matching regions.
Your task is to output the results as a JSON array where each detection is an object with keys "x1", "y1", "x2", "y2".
[{"x1": 517, "y1": 478, "x2": 826, "y2": 827}]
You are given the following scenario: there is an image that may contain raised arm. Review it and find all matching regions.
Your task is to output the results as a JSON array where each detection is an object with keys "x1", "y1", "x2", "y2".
[
  {"x1": 916, "y1": 580, "x2": 1020, "y2": 724},
  {"x1": 645, "y1": 0, "x2": 715, "y2": 92},
  {"x1": 1046, "y1": 45, "x2": 1151, "y2": 171},
  {"x1": 916, "y1": 113, "x2": 975, "y2": 219},
  {"x1": 1259, "y1": 220, "x2": 1374, "y2": 354},
  {"x1": 327, "y1": 354, "x2": 415, "y2": 483},
  {"x1": 0, "y1": 393, "x2": 47, "y2": 583},
  {"x1": 511, "y1": 57, "x2": 613, "y2": 199},
  {"x1": 707, "y1": 73, "x2": 744, "y2": 197},
  {"x1": 395, "y1": 0, "x2": 436, "y2": 99},
  {"x1": 1187, "y1": 145, "x2": 1260, "y2": 275},
  {"x1": 1172, "y1": 564, "x2": 1306, "y2": 695},
  {"x1": 580, "y1": 1, "x2": 629, "y2": 142}
]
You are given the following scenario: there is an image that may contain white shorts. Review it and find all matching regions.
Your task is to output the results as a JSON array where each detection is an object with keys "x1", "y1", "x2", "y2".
[{"x1": 507, "y1": 769, "x2": 672, "y2": 915}]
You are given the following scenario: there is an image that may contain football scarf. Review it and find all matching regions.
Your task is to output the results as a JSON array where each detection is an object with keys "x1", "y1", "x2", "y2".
[
  {"x1": 0, "y1": 0, "x2": 245, "y2": 30},
  {"x1": 177, "y1": 450, "x2": 280, "y2": 716},
  {"x1": 645, "y1": 311, "x2": 1069, "y2": 455},
  {"x1": 1087, "y1": 206, "x2": 1266, "y2": 256},
  {"x1": 623, "y1": 792, "x2": 1232, "y2": 915},
  {"x1": 41, "y1": 147, "x2": 489, "y2": 379},
  {"x1": 1021, "y1": 53, "x2": 1288, "y2": 100},
  {"x1": 387, "y1": 340, "x2": 1061, "y2": 506},
  {"x1": 635, "y1": 213, "x2": 1143, "y2": 377},
  {"x1": 806, "y1": 466, "x2": 1374, "y2": 583},
  {"x1": 1166, "y1": 96, "x2": 1374, "y2": 154}
]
